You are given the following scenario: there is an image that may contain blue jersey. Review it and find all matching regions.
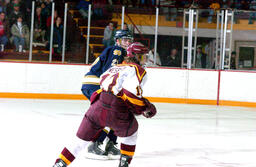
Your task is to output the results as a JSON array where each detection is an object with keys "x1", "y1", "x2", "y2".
[{"x1": 81, "y1": 45, "x2": 126, "y2": 99}]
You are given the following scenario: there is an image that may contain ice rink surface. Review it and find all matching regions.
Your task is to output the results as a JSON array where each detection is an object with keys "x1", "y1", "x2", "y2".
[{"x1": 1, "y1": 98, "x2": 256, "y2": 167}]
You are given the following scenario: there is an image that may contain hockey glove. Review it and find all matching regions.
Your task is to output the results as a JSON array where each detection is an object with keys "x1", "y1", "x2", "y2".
[{"x1": 142, "y1": 99, "x2": 157, "y2": 118}]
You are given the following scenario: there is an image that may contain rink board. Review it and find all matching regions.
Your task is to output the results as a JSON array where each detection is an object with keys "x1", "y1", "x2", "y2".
[{"x1": 0, "y1": 62, "x2": 256, "y2": 107}]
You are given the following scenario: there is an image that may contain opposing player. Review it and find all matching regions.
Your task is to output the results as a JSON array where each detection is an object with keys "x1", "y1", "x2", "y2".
[
  {"x1": 81, "y1": 30, "x2": 133, "y2": 159},
  {"x1": 53, "y1": 42, "x2": 157, "y2": 167}
]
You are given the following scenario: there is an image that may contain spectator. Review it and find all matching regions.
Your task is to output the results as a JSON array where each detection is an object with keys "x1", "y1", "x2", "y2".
[
  {"x1": 123, "y1": 23, "x2": 132, "y2": 34},
  {"x1": 208, "y1": 2, "x2": 220, "y2": 23},
  {"x1": 241, "y1": 0, "x2": 249, "y2": 10},
  {"x1": 198, "y1": 0, "x2": 211, "y2": 9},
  {"x1": 110, "y1": 26, "x2": 117, "y2": 46},
  {"x1": 140, "y1": 0, "x2": 155, "y2": 7},
  {"x1": 10, "y1": 16, "x2": 29, "y2": 52},
  {"x1": 249, "y1": 0, "x2": 256, "y2": 24},
  {"x1": 130, "y1": 0, "x2": 138, "y2": 7},
  {"x1": 231, "y1": 0, "x2": 241, "y2": 23},
  {"x1": 166, "y1": 48, "x2": 181, "y2": 67},
  {"x1": 195, "y1": 45, "x2": 207, "y2": 68},
  {"x1": 232, "y1": 0, "x2": 242, "y2": 9},
  {"x1": 3, "y1": 0, "x2": 10, "y2": 9},
  {"x1": 230, "y1": 51, "x2": 236, "y2": 69},
  {"x1": 34, "y1": 6, "x2": 46, "y2": 43},
  {"x1": 0, "y1": 1, "x2": 6, "y2": 13},
  {"x1": 45, "y1": 16, "x2": 63, "y2": 53},
  {"x1": 144, "y1": 48, "x2": 161, "y2": 67},
  {"x1": 45, "y1": 0, "x2": 52, "y2": 12},
  {"x1": 9, "y1": 3, "x2": 23, "y2": 25},
  {"x1": 6, "y1": 0, "x2": 14, "y2": 15},
  {"x1": 221, "y1": 0, "x2": 230, "y2": 8},
  {"x1": 45, "y1": 10, "x2": 57, "y2": 43},
  {"x1": 53, "y1": 16, "x2": 63, "y2": 53},
  {"x1": 6, "y1": 0, "x2": 21, "y2": 15},
  {"x1": 77, "y1": 0, "x2": 91, "y2": 19},
  {"x1": 169, "y1": 7, "x2": 177, "y2": 21},
  {"x1": 103, "y1": 22, "x2": 114, "y2": 47},
  {"x1": 93, "y1": 0, "x2": 105, "y2": 19},
  {"x1": 118, "y1": 0, "x2": 127, "y2": 6},
  {"x1": 46, "y1": 10, "x2": 57, "y2": 28},
  {"x1": 108, "y1": 0, "x2": 113, "y2": 5},
  {"x1": 0, "y1": 12, "x2": 9, "y2": 50},
  {"x1": 40, "y1": 2, "x2": 50, "y2": 30},
  {"x1": 167, "y1": 1, "x2": 179, "y2": 21},
  {"x1": 24, "y1": 0, "x2": 32, "y2": 26},
  {"x1": 178, "y1": 0, "x2": 193, "y2": 8}
]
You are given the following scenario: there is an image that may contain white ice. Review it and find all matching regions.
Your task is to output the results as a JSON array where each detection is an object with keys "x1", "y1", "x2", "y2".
[{"x1": 0, "y1": 98, "x2": 256, "y2": 167}]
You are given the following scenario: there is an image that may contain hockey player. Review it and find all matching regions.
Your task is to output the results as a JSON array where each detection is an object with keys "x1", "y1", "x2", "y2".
[
  {"x1": 53, "y1": 42, "x2": 157, "y2": 167},
  {"x1": 81, "y1": 30, "x2": 133, "y2": 159}
]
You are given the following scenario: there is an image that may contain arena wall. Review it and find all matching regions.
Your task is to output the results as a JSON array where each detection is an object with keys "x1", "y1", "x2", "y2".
[{"x1": 0, "y1": 62, "x2": 256, "y2": 107}]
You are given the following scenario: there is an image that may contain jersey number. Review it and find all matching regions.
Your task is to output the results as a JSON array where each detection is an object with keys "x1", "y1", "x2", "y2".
[
  {"x1": 101, "y1": 73, "x2": 119, "y2": 92},
  {"x1": 136, "y1": 86, "x2": 142, "y2": 96},
  {"x1": 111, "y1": 59, "x2": 118, "y2": 67}
]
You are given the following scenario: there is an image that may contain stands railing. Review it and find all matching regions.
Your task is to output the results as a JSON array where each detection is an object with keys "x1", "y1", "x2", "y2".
[{"x1": 0, "y1": 1, "x2": 256, "y2": 70}]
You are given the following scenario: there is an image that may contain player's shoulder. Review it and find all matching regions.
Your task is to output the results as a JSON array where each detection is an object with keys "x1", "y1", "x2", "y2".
[
  {"x1": 100, "y1": 45, "x2": 123, "y2": 57},
  {"x1": 131, "y1": 63, "x2": 146, "y2": 75},
  {"x1": 118, "y1": 63, "x2": 146, "y2": 82},
  {"x1": 118, "y1": 63, "x2": 145, "y2": 72},
  {"x1": 100, "y1": 46, "x2": 113, "y2": 56}
]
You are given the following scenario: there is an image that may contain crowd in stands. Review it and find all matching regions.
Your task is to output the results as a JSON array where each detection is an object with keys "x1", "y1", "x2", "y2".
[
  {"x1": 0, "y1": 0, "x2": 64, "y2": 53},
  {"x1": 163, "y1": 45, "x2": 238, "y2": 69},
  {"x1": 76, "y1": 0, "x2": 256, "y2": 26},
  {"x1": 101, "y1": 18, "x2": 216, "y2": 69},
  {"x1": 102, "y1": 20, "x2": 163, "y2": 67},
  {"x1": 101, "y1": 17, "x2": 237, "y2": 69},
  {"x1": 103, "y1": 22, "x2": 131, "y2": 48},
  {"x1": 0, "y1": 0, "x2": 248, "y2": 69},
  {"x1": 74, "y1": 0, "x2": 256, "y2": 10},
  {"x1": 161, "y1": 46, "x2": 207, "y2": 68}
]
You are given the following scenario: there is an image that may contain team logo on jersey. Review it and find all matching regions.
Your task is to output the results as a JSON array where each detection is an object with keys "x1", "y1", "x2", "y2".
[{"x1": 113, "y1": 49, "x2": 122, "y2": 56}]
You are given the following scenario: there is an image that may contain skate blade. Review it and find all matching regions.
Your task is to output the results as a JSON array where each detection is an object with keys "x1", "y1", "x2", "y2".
[
  {"x1": 84, "y1": 152, "x2": 109, "y2": 160},
  {"x1": 108, "y1": 154, "x2": 121, "y2": 160}
]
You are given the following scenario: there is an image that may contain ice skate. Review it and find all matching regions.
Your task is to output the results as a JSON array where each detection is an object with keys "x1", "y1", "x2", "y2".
[
  {"x1": 53, "y1": 159, "x2": 67, "y2": 167},
  {"x1": 105, "y1": 140, "x2": 121, "y2": 160},
  {"x1": 84, "y1": 141, "x2": 109, "y2": 160},
  {"x1": 118, "y1": 154, "x2": 131, "y2": 167}
]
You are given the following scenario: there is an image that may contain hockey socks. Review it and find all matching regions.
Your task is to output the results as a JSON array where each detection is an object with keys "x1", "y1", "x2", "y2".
[
  {"x1": 120, "y1": 143, "x2": 135, "y2": 164},
  {"x1": 96, "y1": 128, "x2": 117, "y2": 144},
  {"x1": 54, "y1": 137, "x2": 90, "y2": 166},
  {"x1": 97, "y1": 129, "x2": 108, "y2": 143},
  {"x1": 55, "y1": 147, "x2": 75, "y2": 166},
  {"x1": 107, "y1": 130, "x2": 118, "y2": 143}
]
